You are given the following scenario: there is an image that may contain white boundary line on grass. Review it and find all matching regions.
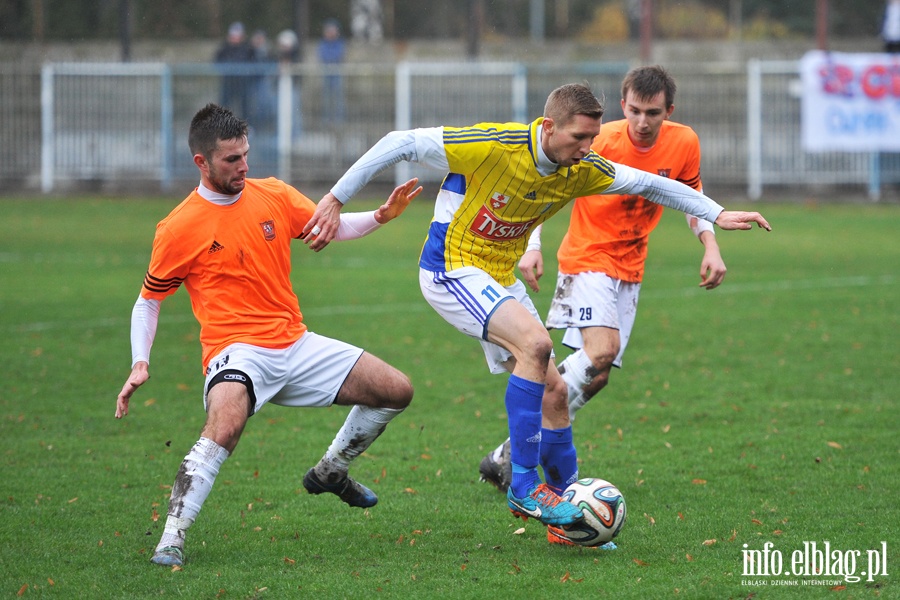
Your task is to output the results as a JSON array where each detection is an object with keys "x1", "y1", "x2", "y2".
[{"x1": 7, "y1": 274, "x2": 896, "y2": 334}]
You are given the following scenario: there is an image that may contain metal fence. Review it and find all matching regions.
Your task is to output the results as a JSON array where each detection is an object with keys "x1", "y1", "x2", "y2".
[{"x1": 1, "y1": 60, "x2": 897, "y2": 198}]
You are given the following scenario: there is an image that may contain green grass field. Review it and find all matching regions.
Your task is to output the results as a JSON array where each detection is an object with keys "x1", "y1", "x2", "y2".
[{"x1": 1, "y1": 195, "x2": 897, "y2": 599}]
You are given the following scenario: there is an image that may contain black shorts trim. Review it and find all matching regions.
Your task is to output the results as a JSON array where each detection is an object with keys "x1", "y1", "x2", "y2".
[{"x1": 207, "y1": 369, "x2": 258, "y2": 417}]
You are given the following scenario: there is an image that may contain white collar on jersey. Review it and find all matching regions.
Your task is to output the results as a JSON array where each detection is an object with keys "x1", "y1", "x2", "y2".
[
  {"x1": 197, "y1": 181, "x2": 243, "y2": 206},
  {"x1": 535, "y1": 123, "x2": 559, "y2": 177}
]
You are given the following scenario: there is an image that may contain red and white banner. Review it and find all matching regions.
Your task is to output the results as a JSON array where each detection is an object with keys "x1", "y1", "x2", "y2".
[{"x1": 801, "y1": 51, "x2": 900, "y2": 152}]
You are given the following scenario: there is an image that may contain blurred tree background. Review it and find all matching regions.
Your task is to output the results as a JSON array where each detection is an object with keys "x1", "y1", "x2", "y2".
[{"x1": 0, "y1": 0, "x2": 883, "y2": 43}]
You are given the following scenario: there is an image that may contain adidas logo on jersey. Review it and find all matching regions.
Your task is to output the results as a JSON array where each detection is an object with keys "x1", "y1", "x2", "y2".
[
  {"x1": 524, "y1": 191, "x2": 537, "y2": 200},
  {"x1": 208, "y1": 240, "x2": 224, "y2": 254}
]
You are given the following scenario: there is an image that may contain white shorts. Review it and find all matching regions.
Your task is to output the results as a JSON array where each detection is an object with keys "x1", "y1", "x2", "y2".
[
  {"x1": 544, "y1": 271, "x2": 640, "y2": 369},
  {"x1": 419, "y1": 267, "x2": 548, "y2": 375},
  {"x1": 202, "y1": 331, "x2": 364, "y2": 415}
]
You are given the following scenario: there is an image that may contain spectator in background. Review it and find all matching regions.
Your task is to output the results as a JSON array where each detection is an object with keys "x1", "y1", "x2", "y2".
[
  {"x1": 318, "y1": 19, "x2": 346, "y2": 124},
  {"x1": 883, "y1": 0, "x2": 900, "y2": 52},
  {"x1": 214, "y1": 22, "x2": 256, "y2": 119},
  {"x1": 249, "y1": 29, "x2": 277, "y2": 128},
  {"x1": 277, "y1": 29, "x2": 303, "y2": 140}
]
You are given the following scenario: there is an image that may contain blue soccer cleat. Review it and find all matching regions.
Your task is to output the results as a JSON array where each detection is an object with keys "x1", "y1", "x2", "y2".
[
  {"x1": 150, "y1": 545, "x2": 184, "y2": 567},
  {"x1": 302, "y1": 468, "x2": 378, "y2": 508},
  {"x1": 507, "y1": 483, "x2": 584, "y2": 526}
]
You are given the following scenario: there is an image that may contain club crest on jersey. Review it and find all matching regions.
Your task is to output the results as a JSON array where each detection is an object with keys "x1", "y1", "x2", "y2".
[
  {"x1": 259, "y1": 220, "x2": 276, "y2": 241},
  {"x1": 657, "y1": 169, "x2": 671, "y2": 178},
  {"x1": 470, "y1": 206, "x2": 536, "y2": 241},
  {"x1": 489, "y1": 191, "x2": 510, "y2": 210}
]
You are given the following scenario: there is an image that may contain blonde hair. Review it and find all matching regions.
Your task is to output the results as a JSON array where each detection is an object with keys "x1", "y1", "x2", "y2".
[{"x1": 543, "y1": 83, "x2": 604, "y2": 126}]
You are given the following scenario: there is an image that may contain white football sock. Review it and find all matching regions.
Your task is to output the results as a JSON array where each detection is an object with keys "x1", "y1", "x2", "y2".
[
  {"x1": 156, "y1": 437, "x2": 229, "y2": 551},
  {"x1": 558, "y1": 350, "x2": 594, "y2": 421},
  {"x1": 315, "y1": 406, "x2": 403, "y2": 477}
]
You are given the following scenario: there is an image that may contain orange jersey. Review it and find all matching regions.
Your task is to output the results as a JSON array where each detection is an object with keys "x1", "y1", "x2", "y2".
[
  {"x1": 141, "y1": 178, "x2": 316, "y2": 370},
  {"x1": 557, "y1": 119, "x2": 702, "y2": 282}
]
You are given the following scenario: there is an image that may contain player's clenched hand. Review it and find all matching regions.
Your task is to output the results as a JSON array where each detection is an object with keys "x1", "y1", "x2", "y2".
[
  {"x1": 375, "y1": 178, "x2": 423, "y2": 224},
  {"x1": 699, "y1": 246, "x2": 727, "y2": 290},
  {"x1": 305, "y1": 193, "x2": 344, "y2": 251},
  {"x1": 116, "y1": 361, "x2": 149, "y2": 419},
  {"x1": 518, "y1": 249, "x2": 544, "y2": 293},
  {"x1": 714, "y1": 211, "x2": 771, "y2": 231}
]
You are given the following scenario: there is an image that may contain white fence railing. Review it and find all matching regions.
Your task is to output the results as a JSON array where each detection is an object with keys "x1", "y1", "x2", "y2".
[{"x1": 0, "y1": 60, "x2": 896, "y2": 198}]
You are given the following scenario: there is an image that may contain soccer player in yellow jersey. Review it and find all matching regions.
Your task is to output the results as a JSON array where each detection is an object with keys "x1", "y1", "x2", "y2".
[
  {"x1": 114, "y1": 104, "x2": 422, "y2": 567},
  {"x1": 480, "y1": 66, "x2": 732, "y2": 546},
  {"x1": 307, "y1": 83, "x2": 770, "y2": 529}
]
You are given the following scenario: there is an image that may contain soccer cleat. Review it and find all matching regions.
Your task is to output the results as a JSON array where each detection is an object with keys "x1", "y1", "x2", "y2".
[
  {"x1": 302, "y1": 468, "x2": 378, "y2": 508},
  {"x1": 507, "y1": 483, "x2": 584, "y2": 526},
  {"x1": 547, "y1": 524, "x2": 576, "y2": 546},
  {"x1": 478, "y1": 439, "x2": 512, "y2": 493},
  {"x1": 150, "y1": 545, "x2": 184, "y2": 567},
  {"x1": 547, "y1": 525, "x2": 619, "y2": 549}
]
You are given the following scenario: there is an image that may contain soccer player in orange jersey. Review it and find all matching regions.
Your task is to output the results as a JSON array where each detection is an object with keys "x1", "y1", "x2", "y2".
[
  {"x1": 114, "y1": 103, "x2": 422, "y2": 567},
  {"x1": 479, "y1": 66, "x2": 732, "y2": 545}
]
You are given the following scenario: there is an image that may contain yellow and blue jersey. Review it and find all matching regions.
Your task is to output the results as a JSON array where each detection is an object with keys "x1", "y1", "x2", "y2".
[{"x1": 419, "y1": 117, "x2": 618, "y2": 286}]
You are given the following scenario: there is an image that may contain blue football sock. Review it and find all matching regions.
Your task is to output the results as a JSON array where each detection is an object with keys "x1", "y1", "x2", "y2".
[
  {"x1": 505, "y1": 374, "x2": 544, "y2": 498},
  {"x1": 540, "y1": 426, "x2": 577, "y2": 495}
]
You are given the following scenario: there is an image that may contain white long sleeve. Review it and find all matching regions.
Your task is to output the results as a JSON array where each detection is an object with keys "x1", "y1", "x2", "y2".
[
  {"x1": 605, "y1": 163, "x2": 724, "y2": 223},
  {"x1": 330, "y1": 128, "x2": 447, "y2": 203},
  {"x1": 334, "y1": 210, "x2": 382, "y2": 240},
  {"x1": 130, "y1": 296, "x2": 160, "y2": 367}
]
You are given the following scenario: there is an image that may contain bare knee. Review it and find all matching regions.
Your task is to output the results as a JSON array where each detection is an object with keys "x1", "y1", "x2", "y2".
[
  {"x1": 380, "y1": 371, "x2": 413, "y2": 410},
  {"x1": 336, "y1": 353, "x2": 413, "y2": 410},
  {"x1": 521, "y1": 333, "x2": 554, "y2": 370}
]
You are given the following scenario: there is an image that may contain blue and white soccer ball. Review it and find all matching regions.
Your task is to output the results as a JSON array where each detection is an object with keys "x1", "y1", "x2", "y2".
[{"x1": 560, "y1": 478, "x2": 627, "y2": 546}]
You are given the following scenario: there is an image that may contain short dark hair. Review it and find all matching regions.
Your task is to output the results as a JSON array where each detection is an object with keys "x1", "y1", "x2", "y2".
[
  {"x1": 543, "y1": 83, "x2": 604, "y2": 126},
  {"x1": 188, "y1": 103, "x2": 249, "y2": 159},
  {"x1": 621, "y1": 65, "x2": 677, "y2": 108}
]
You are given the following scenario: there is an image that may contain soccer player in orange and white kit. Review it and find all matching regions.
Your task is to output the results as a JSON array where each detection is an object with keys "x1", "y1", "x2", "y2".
[
  {"x1": 114, "y1": 103, "x2": 422, "y2": 567},
  {"x1": 479, "y1": 66, "x2": 735, "y2": 545}
]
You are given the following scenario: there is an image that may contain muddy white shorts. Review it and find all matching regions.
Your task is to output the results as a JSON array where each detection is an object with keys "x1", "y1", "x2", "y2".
[
  {"x1": 203, "y1": 331, "x2": 364, "y2": 415},
  {"x1": 544, "y1": 271, "x2": 640, "y2": 368},
  {"x1": 419, "y1": 266, "x2": 548, "y2": 375}
]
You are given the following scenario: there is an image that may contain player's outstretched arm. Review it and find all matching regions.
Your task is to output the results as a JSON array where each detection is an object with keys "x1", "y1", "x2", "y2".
[
  {"x1": 714, "y1": 211, "x2": 771, "y2": 231},
  {"x1": 374, "y1": 178, "x2": 423, "y2": 224},
  {"x1": 116, "y1": 361, "x2": 149, "y2": 418}
]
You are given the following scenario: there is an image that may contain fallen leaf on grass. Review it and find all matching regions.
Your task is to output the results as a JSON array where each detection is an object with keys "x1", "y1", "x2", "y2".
[
  {"x1": 403, "y1": 487, "x2": 417, "y2": 494},
  {"x1": 514, "y1": 527, "x2": 526, "y2": 535},
  {"x1": 633, "y1": 558, "x2": 649, "y2": 567},
  {"x1": 827, "y1": 441, "x2": 843, "y2": 449},
  {"x1": 752, "y1": 518, "x2": 764, "y2": 526},
  {"x1": 284, "y1": 557, "x2": 295, "y2": 565},
  {"x1": 691, "y1": 479, "x2": 707, "y2": 485},
  {"x1": 17, "y1": 585, "x2": 27, "y2": 597},
  {"x1": 643, "y1": 513, "x2": 655, "y2": 525},
  {"x1": 703, "y1": 539, "x2": 717, "y2": 546}
]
